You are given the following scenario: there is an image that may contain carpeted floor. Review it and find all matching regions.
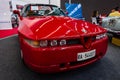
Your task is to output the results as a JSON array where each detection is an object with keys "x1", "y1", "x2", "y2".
[
  {"x1": 0, "y1": 28, "x2": 18, "y2": 38},
  {"x1": 0, "y1": 36, "x2": 120, "y2": 80}
]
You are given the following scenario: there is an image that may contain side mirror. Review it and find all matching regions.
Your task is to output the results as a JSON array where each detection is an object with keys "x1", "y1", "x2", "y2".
[
  {"x1": 13, "y1": 10, "x2": 20, "y2": 16},
  {"x1": 13, "y1": 10, "x2": 22, "y2": 20}
]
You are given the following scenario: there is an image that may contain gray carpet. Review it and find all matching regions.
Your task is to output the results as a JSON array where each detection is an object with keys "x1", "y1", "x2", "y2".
[{"x1": 0, "y1": 36, "x2": 120, "y2": 80}]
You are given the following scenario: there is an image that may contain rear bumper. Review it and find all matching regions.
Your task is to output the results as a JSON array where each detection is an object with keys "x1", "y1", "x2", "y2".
[{"x1": 20, "y1": 37, "x2": 108, "y2": 73}]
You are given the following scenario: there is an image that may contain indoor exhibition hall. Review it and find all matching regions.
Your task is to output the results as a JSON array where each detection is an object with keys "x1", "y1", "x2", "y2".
[{"x1": 0, "y1": 0, "x2": 120, "y2": 80}]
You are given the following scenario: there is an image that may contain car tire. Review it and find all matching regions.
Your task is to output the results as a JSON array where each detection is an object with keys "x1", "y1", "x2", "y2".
[
  {"x1": 20, "y1": 50, "x2": 23, "y2": 59},
  {"x1": 20, "y1": 50, "x2": 26, "y2": 65}
]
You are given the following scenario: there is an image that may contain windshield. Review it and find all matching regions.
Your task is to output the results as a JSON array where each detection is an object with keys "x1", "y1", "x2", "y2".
[{"x1": 22, "y1": 5, "x2": 66, "y2": 17}]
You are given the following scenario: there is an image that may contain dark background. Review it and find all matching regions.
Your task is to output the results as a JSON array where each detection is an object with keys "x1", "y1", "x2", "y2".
[{"x1": 61, "y1": 0, "x2": 120, "y2": 21}]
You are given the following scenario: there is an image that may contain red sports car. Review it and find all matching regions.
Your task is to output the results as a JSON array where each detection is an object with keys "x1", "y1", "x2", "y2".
[{"x1": 14, "y1": 4, "x2": 108, "y2": 73}]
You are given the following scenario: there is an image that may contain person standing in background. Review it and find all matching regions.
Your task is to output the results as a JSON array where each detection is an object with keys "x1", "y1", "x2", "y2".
[
  {"x1": 91, "y1": 10, "x2": 101, "y2": 25},
  {"x1": 109, "y1": 6, "x2": 120, "y2": 17}
]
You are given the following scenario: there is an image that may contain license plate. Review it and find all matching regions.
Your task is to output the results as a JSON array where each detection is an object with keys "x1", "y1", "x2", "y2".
[{"x1": 77, "y1": 49, "x2": 96, "y2": 61}]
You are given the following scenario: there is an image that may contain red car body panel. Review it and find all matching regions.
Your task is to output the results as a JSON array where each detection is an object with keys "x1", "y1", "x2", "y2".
[
  {"x1": 19, "y1": 16, "x2": 106, "y2": 40},
  {"x1": 17, "y1": 4, "x2": 108, "y2": 73},
  {"x1": 19, "y1": 36, "x2": 107, "y2": 73}
]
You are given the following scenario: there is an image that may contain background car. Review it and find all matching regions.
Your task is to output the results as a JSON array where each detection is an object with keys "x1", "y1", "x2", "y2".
[
  {"x1": 14, "y1": 4, "x2": 108, "y2": 73},
  {"x1": 102, "y1": 17, "x2": 120, "y2": 36}
]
